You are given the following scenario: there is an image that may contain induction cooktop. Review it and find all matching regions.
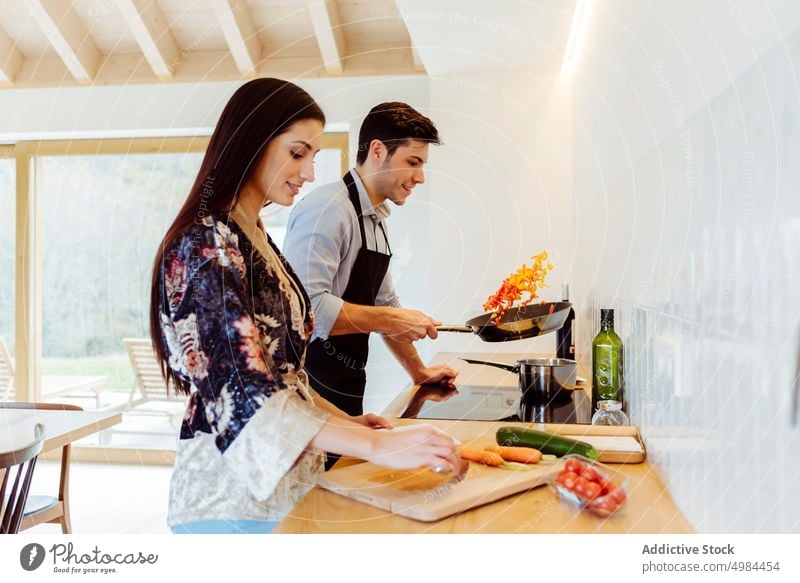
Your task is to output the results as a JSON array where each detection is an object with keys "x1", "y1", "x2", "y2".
[{"x1": 400, "y1": 383, "x2": 592, "y2": 424}]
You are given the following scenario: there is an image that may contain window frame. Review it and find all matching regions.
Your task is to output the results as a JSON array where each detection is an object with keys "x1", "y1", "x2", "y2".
[{"x1": 0, "y1": 147, "x2": 15, "y2": 401}]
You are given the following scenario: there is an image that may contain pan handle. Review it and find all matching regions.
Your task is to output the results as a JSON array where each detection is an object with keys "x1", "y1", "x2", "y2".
[
  {"x1": 436, "y1": 326, "x2": 473, "y2": 333},
  {"x1": 459, "y1": 357, "x2": 519, "y2": 373}
]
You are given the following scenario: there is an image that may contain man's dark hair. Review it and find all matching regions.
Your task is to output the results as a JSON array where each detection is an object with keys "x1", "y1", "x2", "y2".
[{"x1": 356, "y1": 102, "x2": 442, "y2": 164}]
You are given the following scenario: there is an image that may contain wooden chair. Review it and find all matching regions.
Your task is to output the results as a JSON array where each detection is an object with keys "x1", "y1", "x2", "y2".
[
  {"x1": 1, "y1": 422, "x2": 45, "y2": 534},
  {"x1": 0, "y1": 402, "x2": 80, "y2": 533},
  {"x1": 123, "y1": 338, "x2": 185, "y2": 409},
  {"x1": 0, "y1": 338, "x2": 106, "y2": 407}
]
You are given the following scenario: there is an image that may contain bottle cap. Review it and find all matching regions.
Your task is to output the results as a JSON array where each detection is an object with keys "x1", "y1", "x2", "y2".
[
  {"x1": 600, "y1": 308, "x2": 614, "y2": 324},
  {"x1": 561, "y1": 283, "x2": 570, "y2": 301},
  {"x1": 597, "y1": 400, "x2": 622, "y2": 411}
]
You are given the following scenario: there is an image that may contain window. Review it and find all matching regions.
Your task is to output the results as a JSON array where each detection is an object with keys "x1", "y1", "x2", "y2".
[
  {"x1": 0, "y1": 151, "x2": 14, "y2": 400},
  {"x1": 39, "y1": 151, "x2": 203, "y2": 394}
]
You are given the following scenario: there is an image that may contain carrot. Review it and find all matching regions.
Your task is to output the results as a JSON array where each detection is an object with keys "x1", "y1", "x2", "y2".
[
  {"x1": 459, "y1": 447, "x2": 505, "y2": 467},
  {"x1": 484, "y1": 445, "x2": 542, "y2": 464}
]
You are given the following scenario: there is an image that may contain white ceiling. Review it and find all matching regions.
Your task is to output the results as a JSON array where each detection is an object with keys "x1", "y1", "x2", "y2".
[{"x1": 396, "y1": 0, "x2": 577, "y2": 75}]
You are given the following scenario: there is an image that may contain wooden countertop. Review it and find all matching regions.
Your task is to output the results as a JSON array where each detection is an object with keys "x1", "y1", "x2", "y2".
[{"x1": 276, "y1": 352, "x2": 693, "y2": 534}]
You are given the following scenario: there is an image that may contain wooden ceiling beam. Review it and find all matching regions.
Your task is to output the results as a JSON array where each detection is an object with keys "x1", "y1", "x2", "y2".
[
  {"x1": 11, "y1": 49, "x2": 420, "y2": 88},
  {"x1": 0, "y1": 28, "x2": 23, "y2": 85},
  {"x1": 210, "y1": 0, "x2": 262, "y2": 77},
  {"x1": 411, "y1": 46, "x2": 424, "y2": 73},
  {"x1": 116, "y1": 0, "x2": 179, "y2": 80},
  {"x1": 23, "y1": 0, "x2": 100, "y2": 82},
  {"x1": 307, "y1": 0, "x2": 346, "y2": 75}
]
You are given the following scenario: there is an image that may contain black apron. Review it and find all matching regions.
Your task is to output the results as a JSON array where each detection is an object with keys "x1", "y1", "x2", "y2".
[{"x1": 304, "y1": 171, "x2": 392, "y2": 419}]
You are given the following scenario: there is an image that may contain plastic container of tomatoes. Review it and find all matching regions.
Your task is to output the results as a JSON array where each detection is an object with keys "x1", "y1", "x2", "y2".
[{"x1": 549, "y1": 454, "x2": 629, "y2": 517}]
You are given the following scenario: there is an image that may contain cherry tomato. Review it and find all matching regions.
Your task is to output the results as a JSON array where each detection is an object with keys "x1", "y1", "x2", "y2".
[
  {"x1": 572, "y1": 477, "x2": 590, "y2": 497},
  {"x1": 590, "y1": 497, "x2": 618, "y2": 516},
  {"x1": 557, "y1": 471, "x2": 579, "y2": 488},
  {"x1": 581, "y1": 467, "x2": 600, "y2": 483},
  {"x1": 583, "y1": 481, "x2": 602, "y2": 500},
  {"x1": 564, "y1": 459, "x2": 584, "y2": 474},
  {"x1": 610, "y1": 486, "x2": 628, "y2": 505}
]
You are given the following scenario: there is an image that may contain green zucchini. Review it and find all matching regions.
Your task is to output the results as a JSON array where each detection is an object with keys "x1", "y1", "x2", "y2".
[{"x1": 495, "y1": 427, "x2": 599, "y2": 459}]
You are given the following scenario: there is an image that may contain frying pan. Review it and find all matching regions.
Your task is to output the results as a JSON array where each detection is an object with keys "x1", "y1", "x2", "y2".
[{"x1": 436, "y1": 301, "x2": 572, "y2": 342}]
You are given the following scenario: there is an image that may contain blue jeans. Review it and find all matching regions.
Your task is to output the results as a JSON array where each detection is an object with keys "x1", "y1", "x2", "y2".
[{"x1": 171, "y1": 520, "x2": 279, "y2": 534}]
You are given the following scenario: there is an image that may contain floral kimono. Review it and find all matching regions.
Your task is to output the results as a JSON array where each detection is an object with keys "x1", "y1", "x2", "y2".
[{"x1": 158, "y1": 205, "x2": 330, "y2": 526}]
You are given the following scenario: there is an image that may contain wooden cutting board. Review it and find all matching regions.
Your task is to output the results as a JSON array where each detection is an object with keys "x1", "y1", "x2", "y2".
[
  {"x1": 317, "y1": 437, "x2": 561, "y2": 522},
  {"x1": 391, "y1": 419, "x2": 647, "y2": 463}
]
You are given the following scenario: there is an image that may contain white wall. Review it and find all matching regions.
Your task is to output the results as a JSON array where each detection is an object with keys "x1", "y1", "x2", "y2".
[
  {"x1": 572, "y1": 0, "x2": 800, "y2": 532},
  {"x1": 365, "y1": 70, "x2": 576, "y2": 412},
  {"x1": 0, "y1": 76, "x2": 431, "y2": 140},
  {"x1": 426, "y1": 70, "x2": 574, "y2": 346},
  {"x1": 573, "y1": 0, "x2": 800, "y2": 204}
]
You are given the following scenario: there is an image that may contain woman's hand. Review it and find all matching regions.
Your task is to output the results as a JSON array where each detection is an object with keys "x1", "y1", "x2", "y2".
[
  {"x1": 352, "y1": 413, "x2": 394, "y2": 429},
  {"x1": 364, "y1": 425, "x2": 461, "y2": 474}
]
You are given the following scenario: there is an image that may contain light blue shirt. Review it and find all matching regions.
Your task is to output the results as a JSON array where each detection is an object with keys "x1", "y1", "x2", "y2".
[{"x1": 283, "y1": 169, "x2": 402, "y2": 341}]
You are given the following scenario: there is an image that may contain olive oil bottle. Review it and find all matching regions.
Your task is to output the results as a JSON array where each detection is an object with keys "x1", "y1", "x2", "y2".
[{"x1": 591, "y1": 309, "x2": 624, "y2": 413}]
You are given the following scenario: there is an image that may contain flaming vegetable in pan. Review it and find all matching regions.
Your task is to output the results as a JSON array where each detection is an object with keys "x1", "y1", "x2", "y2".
[{"x1": 483, "y1": 250, "x2": 554, "y2": 322}]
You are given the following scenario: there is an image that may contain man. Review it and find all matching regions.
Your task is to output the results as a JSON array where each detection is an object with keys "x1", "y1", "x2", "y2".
[{"x1": 283, "y1": 102, "x2": 458, "y2": 426}]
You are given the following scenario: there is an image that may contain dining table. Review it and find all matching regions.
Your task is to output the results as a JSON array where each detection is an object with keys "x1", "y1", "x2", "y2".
[{"x1": 0, "y1": 407, "x2": 122, "y2": 454}]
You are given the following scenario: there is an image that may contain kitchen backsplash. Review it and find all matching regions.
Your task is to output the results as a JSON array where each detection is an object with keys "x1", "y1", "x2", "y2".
[{"x1": 574, "y1": 30, "x2": 800, "y2": 532}]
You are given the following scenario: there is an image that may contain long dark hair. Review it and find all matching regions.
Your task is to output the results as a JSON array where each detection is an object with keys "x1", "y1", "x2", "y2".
[{"x1": 149, "y1": 78, "x2": 325, "y2": 395}]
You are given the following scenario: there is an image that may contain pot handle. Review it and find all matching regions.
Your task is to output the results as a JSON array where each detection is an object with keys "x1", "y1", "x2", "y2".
[
  {"x1": 459, "y1": 357, "x2": 519, "y2": 373},
  {"x1": 436, "y1": 326, "x2": 472, "y2": 333}
]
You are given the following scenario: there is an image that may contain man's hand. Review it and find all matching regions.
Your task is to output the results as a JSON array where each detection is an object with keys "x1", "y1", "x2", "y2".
[
  {"x1": 352, "y1": 413, "x2": 394, "y2": 429},
  {"x1": 380, "y1": 307, "x2": 440, "y2": 343},
  {"x1": 411, "y1": 364, "x2": 459, "y2": 386}
]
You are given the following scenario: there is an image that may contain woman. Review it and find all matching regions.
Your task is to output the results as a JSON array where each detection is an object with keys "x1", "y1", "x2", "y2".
[{"x1": 149, "y1": 79, "x2": 460, "y2": 534}]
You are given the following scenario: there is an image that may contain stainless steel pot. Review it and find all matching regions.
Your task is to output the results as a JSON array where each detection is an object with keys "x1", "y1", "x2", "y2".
[{"x1": 460, "y1": 357, "x2": 579, "y2": 421}]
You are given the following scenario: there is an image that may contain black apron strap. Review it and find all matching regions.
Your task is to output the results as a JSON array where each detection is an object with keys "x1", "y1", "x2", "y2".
[
  {"x1": 343, "y1": 170, "x2": 369, "y2": 249},
  {"x1": 304, "y1": 171, "x2": 393, "y2": 420}
]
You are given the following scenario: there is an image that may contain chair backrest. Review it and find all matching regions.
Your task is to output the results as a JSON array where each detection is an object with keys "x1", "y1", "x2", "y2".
[
  {"x1": 0, "y1": 339, "x2": 14, "y2": 401},
  {"x1": 0, "y1": 402, "x2": 80, "y2": 535},
  {"x1": 0, "y1": 423, "x2": 45, "y2": 534},
  {"x1": 123, "y1": 338, "x2": 175, "y2": 401}
]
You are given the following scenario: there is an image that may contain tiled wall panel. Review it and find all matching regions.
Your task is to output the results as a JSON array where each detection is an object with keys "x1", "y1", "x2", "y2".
[{"x1": 575, "y1": 30, "x2": 800, "y2": 533}]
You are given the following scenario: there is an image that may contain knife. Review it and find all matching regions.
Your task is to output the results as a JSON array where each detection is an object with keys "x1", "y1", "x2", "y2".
[{"x1": 431, "y1": 455, "x2": 470, "y2": 483}]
